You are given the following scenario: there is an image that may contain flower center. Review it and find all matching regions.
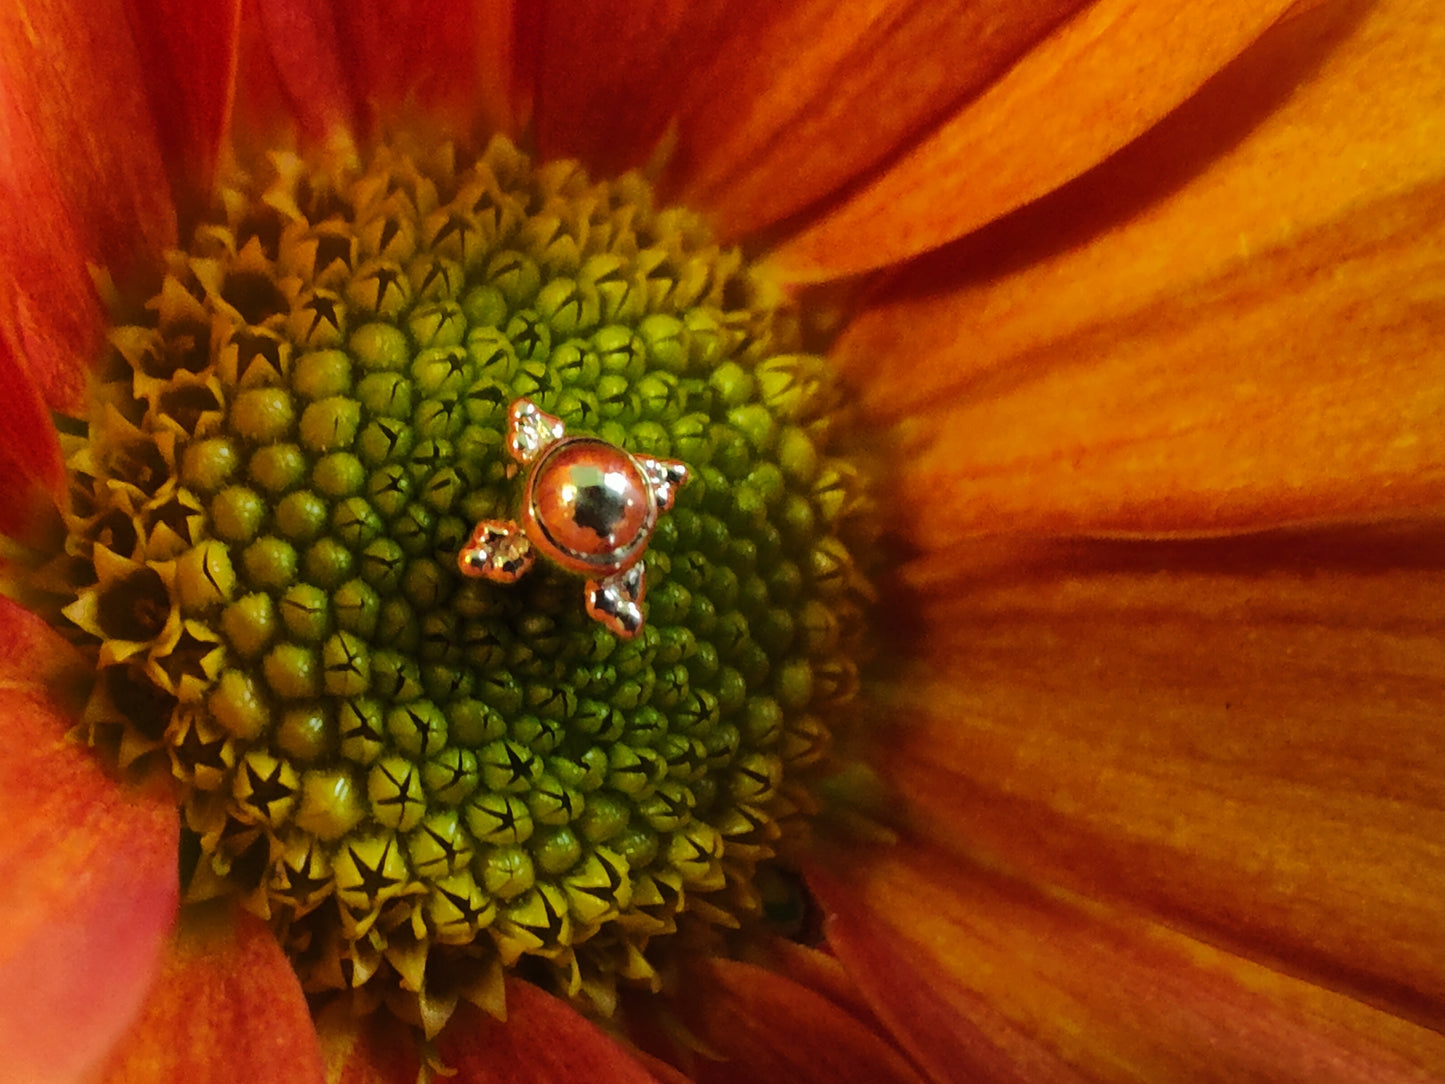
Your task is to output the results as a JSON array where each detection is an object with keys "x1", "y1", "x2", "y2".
[{"x1": 54, "y1": 135, "x2": 870, "y2": 1032}]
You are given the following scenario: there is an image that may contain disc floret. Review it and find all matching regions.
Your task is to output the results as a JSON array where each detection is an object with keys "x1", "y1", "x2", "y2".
[{"x1": 55, "y1": 135, "x2": 871, "y2": 1032}]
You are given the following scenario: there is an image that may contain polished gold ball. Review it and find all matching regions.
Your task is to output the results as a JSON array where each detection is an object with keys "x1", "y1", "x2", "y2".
[{"x1": 523, "y1": 437, "x2": 656, "y2": 575}]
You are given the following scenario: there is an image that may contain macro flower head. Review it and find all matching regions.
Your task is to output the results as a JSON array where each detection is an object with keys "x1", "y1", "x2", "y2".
[{"x1": 1, "y1": 1, "x2": 1443, "y2": 1083}]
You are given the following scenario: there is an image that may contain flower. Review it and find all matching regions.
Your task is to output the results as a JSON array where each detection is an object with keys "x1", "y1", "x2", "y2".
[{"x1": 2, "y1": 1, "x2": 1443, "y2": 1082}]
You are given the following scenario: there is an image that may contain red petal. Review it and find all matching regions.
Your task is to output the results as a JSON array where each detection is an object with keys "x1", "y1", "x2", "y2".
[
  {"x1": 0, "y1": 0, "x2": 177, "y2": 402},
  {"x1": 255, "y1": 0, "x2": 519, "y2": 141},
  {"x1": 253, "y1": 0, "x2": 355, "y2": 138},
  {"x1": 0, "y1": 595, "x2": 82, "y2": 685},
  {"x1": 810, "y1": 837, "x2": 1445, "y2": 1083},
  {"x1": 771, "y1": 0, "x2": 1301, "y2": 281},
  {"x1": 230, "y1": 0, "x2": 307, "y2": 148},
  {"x1": 0, "y1": 0, "x2": 178, "y2": 273},
  {"x1": 0, "y1": 0, "x2": 179, "y2": 416},
  {"x1": 654, "y1": 958, "x2": 928, "y2": 1084},
  {"x1": 831, "y1": 0, "x2": 1445, "y2": 538},
  {"x1": 882, "y1": 528, "x2": 1445, "y2": 1029},
  {"x1": 122, "y1": 0, "x2": 243, "y2": 219},
  {"x1": 753, "y1": 937, "x2": 881, "y2": 1027},
  {"x1": 533, "y1": 0, "x2": 1088, "y2": 240},
  {"x1": 0, "y1": 599, "x2": 179, "y2": 1084},
  {"x1": 531, "y1": 1, "x2": 751, "y2": 178},
  {"x1": 334, "y1": 0, "x2": 491, "y2": 136},
  {"x1": 438, "y1": 981, "x2": 665, "y2": 1084},
  {"x1": 318, "y1": 1005, "x2": 421, "y2": 1084},
  {"x1": 498, "y1": 0, "x2": 537, "y2": 136},
  {"x1": 96, "y1": 908, "x2": 325, "y2": 1084},
  {"x1": 0, "y1": 302, "x2": 64, "y2": 539},
  {"x1": 0, "y1": 99, "x2": 107, "y2": 416}
]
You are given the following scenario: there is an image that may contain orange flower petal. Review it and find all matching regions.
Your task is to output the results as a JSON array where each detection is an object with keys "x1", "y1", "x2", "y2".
[
  {"x1": 830, "y1": 0, "x2": 1445, "y2": 538},
  {"x1": 0, "y1": 0, "x2": 177, "y2": 409},
  {"x1": 95, "y1": 907, "x2": 325, "y2": 1084},
  {"x1": 437, "y1": 982, "x2": 666, "y2": 1083},
  {"x1": 654, "y1": 957, "x2": 928, "y2": 1084},
  {"x1": 771, "y1": 0, "x2": 1304, "y2": 281},
  {"x1": 532, "y1": 0, "x2": 1090, "y2": 241},
  {"x1": 810, "y1": 837, "x2": 1445, "y2": 1083},
  {"x1": 121, "y1": 0, "x2": 242, "y2": 219},
  {"x1": 0, "y1": 599, "x2": 179, "y2": 1084},
  {"x1": 878, "y1": 528, "x2": 1445, "y2": 1029}
]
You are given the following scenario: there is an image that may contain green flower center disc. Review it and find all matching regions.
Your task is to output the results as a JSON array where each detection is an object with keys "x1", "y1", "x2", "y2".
[{"x1": 55, "y1": 136, "x2": 871, "y2": 1032}]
